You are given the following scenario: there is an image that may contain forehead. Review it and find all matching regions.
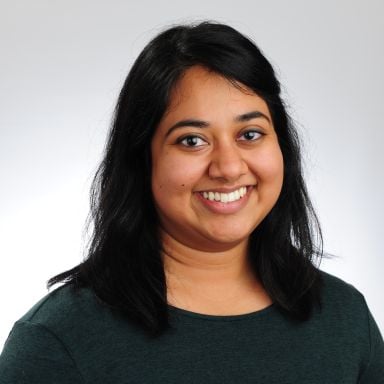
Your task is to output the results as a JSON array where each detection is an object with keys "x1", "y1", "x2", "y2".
[{"x1": 161, "y1": 66, "x2": 271, "y2": 124}]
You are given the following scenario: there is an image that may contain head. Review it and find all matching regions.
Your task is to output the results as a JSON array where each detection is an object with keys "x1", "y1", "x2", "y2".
[
  {"x1": 151, "y1": 65, "x2": 284, "y2": 253},
  {"x1": 104, "y1": 22, "x2": 300, "y2": 245}
]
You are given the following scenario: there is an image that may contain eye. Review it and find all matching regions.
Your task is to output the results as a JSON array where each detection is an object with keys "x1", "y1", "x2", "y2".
[
  {"x1": 238, "y1": 130, "x2": 263, "y2": 141},
  {"x1": 177, "y1": 135, "x2": 207, "y2": 147}
]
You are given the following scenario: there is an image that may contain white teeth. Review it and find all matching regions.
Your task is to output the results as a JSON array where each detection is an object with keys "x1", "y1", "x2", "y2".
[
  {"x1": 221, "y1": 193, "x2": 228, "y2": 203},
  {"x1": 201, "y1": 186, "x2": 248, "y2": 203}
]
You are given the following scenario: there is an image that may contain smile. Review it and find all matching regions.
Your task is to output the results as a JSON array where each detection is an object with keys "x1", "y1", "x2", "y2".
[{"x1": 200, "y1": 186, "x2": 247, "y2": 203}]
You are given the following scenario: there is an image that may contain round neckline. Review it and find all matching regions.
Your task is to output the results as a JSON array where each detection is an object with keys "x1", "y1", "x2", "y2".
[{"x1": 167, "y1": 302, "x2": 276, "y2": 321}]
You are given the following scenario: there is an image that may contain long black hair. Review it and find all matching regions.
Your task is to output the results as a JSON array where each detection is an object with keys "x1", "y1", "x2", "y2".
[{"x1": 48, "y1": 21, "x2": 324, "y2": 337}]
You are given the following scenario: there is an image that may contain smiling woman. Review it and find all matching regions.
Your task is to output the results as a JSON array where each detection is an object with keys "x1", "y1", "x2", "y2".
[
  {"x1": 151, "y1": 66, "x2": 284, "y2": 252},
  {"x1": 0, "y1": 21, "x2": 383, "y2": 383},
  {"x1": 152, "y1": 66, "x2": 284, "y2": 314}
]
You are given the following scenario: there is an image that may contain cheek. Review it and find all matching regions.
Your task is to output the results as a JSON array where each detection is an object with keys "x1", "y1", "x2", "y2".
[
  {"x1": 151, "y1": 154, "x2": 206, "y2": 202},
  {"x1": 252, "y1": 145, "x2": 284, "y2": 185}
]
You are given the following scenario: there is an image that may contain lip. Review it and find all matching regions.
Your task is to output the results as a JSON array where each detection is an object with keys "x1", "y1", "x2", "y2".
[{"x1": 194, "y1": 185, "x2": 254, "y2": 214}]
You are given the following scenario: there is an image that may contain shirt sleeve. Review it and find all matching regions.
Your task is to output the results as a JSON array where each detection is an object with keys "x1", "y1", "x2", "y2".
[
  {"x1": 358, "y1": 303, "x2": 384, "y2": 383},
  {"x1": 0, "y1": 320, "x2": 85, "y2": 384}
]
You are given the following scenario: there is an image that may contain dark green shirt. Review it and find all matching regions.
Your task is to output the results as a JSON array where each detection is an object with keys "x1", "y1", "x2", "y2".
[{"x1": 0, "y1": 271, "x2": 383, "y2": 383}]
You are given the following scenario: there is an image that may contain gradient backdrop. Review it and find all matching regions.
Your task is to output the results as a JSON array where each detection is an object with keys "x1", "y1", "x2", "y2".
[{"x1": 1, "y1": 0, "x2": 383, "y2": 347}]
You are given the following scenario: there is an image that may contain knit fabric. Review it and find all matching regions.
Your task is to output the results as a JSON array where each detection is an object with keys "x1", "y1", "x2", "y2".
[{"x1": 0, "y1": 271, "x2": 383, "y2": 383}]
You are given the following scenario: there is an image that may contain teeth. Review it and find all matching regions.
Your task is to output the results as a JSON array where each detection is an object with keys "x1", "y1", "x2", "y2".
[{"x1": 201, "y1": 186, "x2": 247, "y2": 203}]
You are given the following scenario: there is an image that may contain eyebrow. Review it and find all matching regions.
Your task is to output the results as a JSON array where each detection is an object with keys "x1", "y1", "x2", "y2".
[
  {"x1": 235, "y1": 110, "x2": 271, "y2": 123},
  {"x1": 165, "y1": 110, "x2": 271, "y2": 137}
]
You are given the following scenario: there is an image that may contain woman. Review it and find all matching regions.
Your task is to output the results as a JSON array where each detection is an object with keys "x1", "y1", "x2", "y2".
[{"x1": 0, "y1": 22, "x2": 383, "y2": 383}]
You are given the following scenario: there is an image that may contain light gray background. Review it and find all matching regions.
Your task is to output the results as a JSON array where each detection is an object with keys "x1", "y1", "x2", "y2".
[{"x1": 1, "y1": 0, "x2": 383, "y2": 347}]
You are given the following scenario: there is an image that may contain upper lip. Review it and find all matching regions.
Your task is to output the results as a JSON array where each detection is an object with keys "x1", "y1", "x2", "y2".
[{"x1": 195, "y1": 185, "x2": 254, "y2": 193}]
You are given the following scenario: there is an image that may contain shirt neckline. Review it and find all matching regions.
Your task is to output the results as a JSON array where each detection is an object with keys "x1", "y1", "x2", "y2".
[{"x1": 167, "y1": 302, "x2": 276, "y2": 321}]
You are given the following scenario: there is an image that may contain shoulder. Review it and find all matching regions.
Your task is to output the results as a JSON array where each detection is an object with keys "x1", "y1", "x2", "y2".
[
  {"x1": 18, "y1": 284, "x2": 102, "y2": 328},
  {"x1": 0, "y1": 285, "x2": 93, "y2": 382},
  {"x1": 1, "y1": 284, "x2": 127, "y2": 379},
  {"x1": 317, "y1": 270, "x2": 384, "y2": 381},
  {"x1": 7, "y1": 283, "x2": 132, "y2": 356},
  {"x1": 19, "y1": 285, "x2": 100, "y2": 324},
  {"x1": 319, "y1": 269, "x2": 366, "y2": 307},
  {"x1": 315, "y1": 270, "x2": 377, "y2": 354},
  {"x1": 11, "y1": 283, "x2": 148, "y2": 345},
  {"x1": 317, "y1": 269, "x2": 372, "y2": 328},
  {"x1": 14, "y1": 283, "x2": 130, "y2": 345}
]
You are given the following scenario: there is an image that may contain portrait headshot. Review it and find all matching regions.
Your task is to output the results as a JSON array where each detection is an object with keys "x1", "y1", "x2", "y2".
[{"x1": 0, "y1": 1, "x2": 383, "y2": 382}]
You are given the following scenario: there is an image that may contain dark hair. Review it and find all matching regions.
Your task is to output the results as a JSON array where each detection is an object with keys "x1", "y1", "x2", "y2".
[{"x1": 48, "y1": 21, "x2": 324, "y2": 337}]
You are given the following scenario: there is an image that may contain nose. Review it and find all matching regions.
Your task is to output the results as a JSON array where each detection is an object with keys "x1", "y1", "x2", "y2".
[{"x1": 208, "y1": 141, "x2": 248, "y2": 182}]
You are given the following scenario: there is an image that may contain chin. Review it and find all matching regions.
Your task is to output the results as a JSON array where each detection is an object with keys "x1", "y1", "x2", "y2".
[{"x1": 204, "y1": 227, "x2": 253, "y2": 246}]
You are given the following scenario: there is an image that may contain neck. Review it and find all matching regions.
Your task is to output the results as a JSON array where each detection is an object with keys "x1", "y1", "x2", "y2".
[
  {"x1": 161, "y1": 230, "x2": 269, "y2": 311},
  {"x1": 162, "y1": 229, "x2": 252, "y2": 279}
]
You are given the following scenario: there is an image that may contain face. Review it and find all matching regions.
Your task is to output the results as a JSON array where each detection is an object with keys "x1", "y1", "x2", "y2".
[{"x1": 151, "y1": 66, "x2": 284, "y2": 252}]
